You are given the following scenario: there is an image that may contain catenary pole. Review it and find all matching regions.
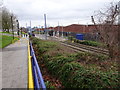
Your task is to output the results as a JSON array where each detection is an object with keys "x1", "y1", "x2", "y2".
[{"x1": 44, "y1": 14, "x2": 47, "y2": 40}]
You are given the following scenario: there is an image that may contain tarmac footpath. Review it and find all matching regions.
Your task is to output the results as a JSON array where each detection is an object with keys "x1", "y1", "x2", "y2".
[{"x1": 2, "y1": 37, "x2": 28, "y2": 88}]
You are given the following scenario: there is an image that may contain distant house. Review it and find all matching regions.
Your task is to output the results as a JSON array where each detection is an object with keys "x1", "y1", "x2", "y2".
[
  {"x1": 53, "y1": 24, "x2": 96, "y2": 33},
  {"x1": 35, "y1": 24, "x2": 118, "y2": 34}
]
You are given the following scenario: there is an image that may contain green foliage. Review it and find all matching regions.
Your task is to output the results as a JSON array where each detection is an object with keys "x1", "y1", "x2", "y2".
[
  {"x1": 45, "y1": 81, "x2": 55, "y2": 88},
  {"x1": 79, "y1": 40, "x2": 102, "y2": 47},
  {"x1": 68, "y1": 36, "x2": 103, "y2": 47},
  {"x1": 75, "y1": 52, "x2": 108, "y2": 62},
  {"x1": 46, "y1": 56, "x2": 75, "y2": 75},
  {"x1": 60, "y1": 62, "x2": 119, "y2": 88},
  {"x1": 68, "y1": 36, "x2": 74, "y2": 41},
  {"x1": 31, "y1": 37, "x2": 119, "y2": 88},
  {"x1": 60, "y1": 62, "x2": 83, "y2": 87}
]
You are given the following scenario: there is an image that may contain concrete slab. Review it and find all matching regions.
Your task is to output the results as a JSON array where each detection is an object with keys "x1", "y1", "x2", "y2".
[{"x1": 2, "y1": 37, "x2": 28, "y2": 88}]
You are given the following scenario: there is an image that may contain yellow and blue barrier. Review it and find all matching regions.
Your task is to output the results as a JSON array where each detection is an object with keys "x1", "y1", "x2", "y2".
[
  {"x1": 28, "y1": 40, "x2": 34, "y2": 89},
  {"x1": 28, "y1": 40, "x2": 46, "y2": 89}
]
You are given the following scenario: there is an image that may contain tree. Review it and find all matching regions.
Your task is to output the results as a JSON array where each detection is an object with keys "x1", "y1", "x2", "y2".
[
  {"x1": 0, "y1": 7, "x2": 2, "y2": 29},
  {"x1": 92, "y1": 2, "x2": 120, "y2": 60},
  {"x1": 2, "y1": 7, "x2": 16, "y2": 32}
]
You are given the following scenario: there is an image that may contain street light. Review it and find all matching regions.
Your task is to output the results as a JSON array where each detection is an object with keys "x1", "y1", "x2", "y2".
[
  {"x1": 11, "y1": 15, "x2": 14, "y2": 39},
  {"x1": 44, "y1": 14, "x2": 47, "y2": 40},
  {"x1": 16, "y1": 20, "x2": 19, "y2": 37}
]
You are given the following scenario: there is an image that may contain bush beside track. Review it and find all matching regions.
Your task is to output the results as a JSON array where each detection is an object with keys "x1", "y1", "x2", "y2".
[
  {"x1": 68, "y1": 36, "x2": 106, "y2": 48},
  {"x1": 30, "y1": 37, "x2": 119, "y2": 88}
]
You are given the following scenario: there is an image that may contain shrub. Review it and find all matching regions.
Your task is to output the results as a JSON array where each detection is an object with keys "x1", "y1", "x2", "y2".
[
  {"x1": 45, "y1": 56, "x2": 75, "y2": 75},
  {"x1": 68, "y1": 36, "x2": 74, "y2": 41},
  {"x1": 60, "y1": 62, "x2": 119, "y2": 88},
  {"x1": 30, "y1": 37, "x2": 119, "y2": 88},
  {"x1": 79, "y1": 40, "x2": 102, "y2": 47}
]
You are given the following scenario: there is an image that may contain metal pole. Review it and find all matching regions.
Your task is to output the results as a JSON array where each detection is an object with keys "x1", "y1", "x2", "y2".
[
  {"x1": 44, "y1": 14, "x2": 47, "y2": 40},
  {"x1": 11, "y1": 16, "x2": 14, "y2": 39},
  {"x1": 30, "y1": 21, "x2": 31, "y2": 34},
  {"x1": 16, "y1": 20, "x2": 19, "y2": 37}
]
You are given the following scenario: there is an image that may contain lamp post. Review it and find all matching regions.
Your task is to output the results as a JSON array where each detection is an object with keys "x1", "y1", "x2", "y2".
[
  {"x1": 11, "y1": 15, "x2": 14, "y2": 39},
  {"x1": 44, "y1": 14, "x2": 47, "y2": 40},
  {"x1": 16, "y1": 20, "x2": 19, "y2": 37}
]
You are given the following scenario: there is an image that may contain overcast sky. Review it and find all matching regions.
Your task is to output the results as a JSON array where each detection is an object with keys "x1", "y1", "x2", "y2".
[{"x1": 3, "y1": 0, "x2": 119, "y2": 27}]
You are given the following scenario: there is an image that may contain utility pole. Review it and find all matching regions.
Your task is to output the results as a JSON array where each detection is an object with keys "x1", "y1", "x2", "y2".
[
  {"x1": 30, "y1": 21, "x2": 32, "y2": 34},
  {"x1": 11, "y1": 15, "x2": 14, "y2": 39},
  {"x1": 44, "y1": 14, "x2": 47, "y2": 40}
]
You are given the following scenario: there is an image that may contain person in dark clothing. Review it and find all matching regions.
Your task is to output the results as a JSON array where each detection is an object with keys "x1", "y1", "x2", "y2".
[
  {"x1": 26, "y1": 34, "x2": 28, "y2": 37},
  {"x1": 32, "y1": 33, "x2": 35, "y2": 36}
]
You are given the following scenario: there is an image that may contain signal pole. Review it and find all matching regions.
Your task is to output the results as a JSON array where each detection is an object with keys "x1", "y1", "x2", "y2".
[{"x1": 44, "y1": 14, "x2": 47, "y2": 40}]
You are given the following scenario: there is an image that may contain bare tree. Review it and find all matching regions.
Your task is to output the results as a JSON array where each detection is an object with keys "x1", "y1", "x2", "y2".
[
  {"x1": 92, "y1": 2, "x2": 120, "y2": 60},
  {"x1": 2, "y1": 7, "x2": 16, "y2": 32}
]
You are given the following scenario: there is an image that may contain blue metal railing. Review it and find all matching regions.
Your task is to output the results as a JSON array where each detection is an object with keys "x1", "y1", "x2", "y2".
[{"x1": 30, "y1": 42, "x2": 46, "y2": 89}]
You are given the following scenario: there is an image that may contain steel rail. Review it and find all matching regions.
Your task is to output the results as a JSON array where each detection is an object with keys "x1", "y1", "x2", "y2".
[{"x1": 30, "y1": 42, "x2": 46, "y2": 89}]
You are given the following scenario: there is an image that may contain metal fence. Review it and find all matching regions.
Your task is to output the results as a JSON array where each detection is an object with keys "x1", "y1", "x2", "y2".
[{"x1": 28, "y1": 41, "x2": 46, "y2": 89}]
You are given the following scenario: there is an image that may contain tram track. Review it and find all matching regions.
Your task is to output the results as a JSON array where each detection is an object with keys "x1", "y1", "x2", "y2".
[
  {"x1": 60, "y1": 41, "x2": 109, "y2": 55},
  {"x1": 35, "y1": 35, "x2": 109, "y2": 55}
]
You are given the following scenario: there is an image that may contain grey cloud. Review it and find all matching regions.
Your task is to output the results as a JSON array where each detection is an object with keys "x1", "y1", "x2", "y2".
[{"x1": 3, "y1": 0, "x2": 119, "y2": 27}]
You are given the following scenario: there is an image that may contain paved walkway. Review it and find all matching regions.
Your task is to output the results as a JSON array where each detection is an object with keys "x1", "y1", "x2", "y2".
[{"x1": 2, "y1": 37, "x2": 28, "y2": 88}]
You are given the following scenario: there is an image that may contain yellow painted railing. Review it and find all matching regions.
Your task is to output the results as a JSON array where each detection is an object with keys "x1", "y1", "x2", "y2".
[{"x1": 28, "y1": 40, "x2": 34, "y2": 89}]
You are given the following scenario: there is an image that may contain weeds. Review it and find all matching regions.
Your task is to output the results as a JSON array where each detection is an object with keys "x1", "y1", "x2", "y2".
[{"x1": 30, "y1": 37, "x2": 119, "y2": 88}]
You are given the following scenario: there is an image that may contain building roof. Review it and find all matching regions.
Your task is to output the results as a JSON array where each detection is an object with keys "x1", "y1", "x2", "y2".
[{"x1": 35, "y1": 24, "x2": 118, "y2": 33}]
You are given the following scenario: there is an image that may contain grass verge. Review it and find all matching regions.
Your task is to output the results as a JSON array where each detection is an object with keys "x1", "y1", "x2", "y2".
[
  {"x1": 0, "y1": 35, "x2": 19, "y2": 48},
  {"x1": 0, "y1": 31, "x2": 12, "y2": 34}
]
